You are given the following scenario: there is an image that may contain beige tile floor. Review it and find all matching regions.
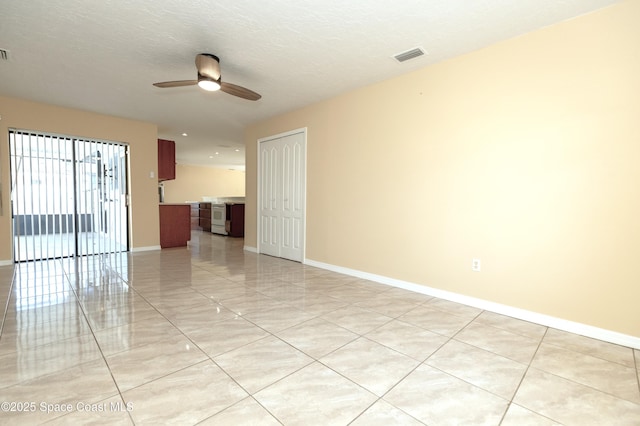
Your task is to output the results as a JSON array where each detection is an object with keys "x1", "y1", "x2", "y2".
[{"x1": 1, "y1": 231, "x2": 639, "y2": 425}]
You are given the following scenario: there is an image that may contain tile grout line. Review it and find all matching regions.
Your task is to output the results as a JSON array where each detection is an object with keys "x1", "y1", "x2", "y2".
[
  {"x1": 344, "y1": 314, "x2": 455, "y2": 426},
  {"x1": 530, "y1": 339, "x2": 640, "y2": 406},
  {"x1": 111, "y1": 254, "x2": 294, "y2": 423},
  {"x1": 214, "y1": 285, "x2": 410, "y2": 424},
  {"x1": 61, "y1": 254, "x2": 137, "y2": 425},
  {"x1": 400, "y1": 310, "x2": 546, "y2": 424},
  {"x1": 0, "y1": 264, "x2": 17, "y2": 339},
  {"x1": 498, "y1": 326, "x2": 552, "y2": 425},
  {"x1": 403, "y1": 309, "x2": 527, "y2": 425},
  {"x1": 124, "y1": 261, "x2": 299, "y2": 423},
  {"x1": 310, "y1": 312, "x2": 436, "y2": 425},
  {"x1": 205, "y1": 273, "x2": 487, "y2": 424}
]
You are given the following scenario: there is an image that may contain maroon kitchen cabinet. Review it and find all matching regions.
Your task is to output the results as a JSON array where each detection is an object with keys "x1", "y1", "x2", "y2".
[
  {"x1": 159, "y1": 204, "x2": 191, "y2": 248},
  {"x1": 158, "y1": 138, "x2": 176, "y2": 181},
  {"x1": 190, "y1": 203, "x2": 201, "y2": 230},
  {"x1": 225, "y1": 203, "x2": 245, "y2": 237},
  {"x1": 199, "y1": 202, "x2": 212, "y2": 232}
]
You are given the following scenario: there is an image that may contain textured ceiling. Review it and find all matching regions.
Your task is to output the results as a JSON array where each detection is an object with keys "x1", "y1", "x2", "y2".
[{"x1": 0, "y1": 0, "x2": 620, "y2": 170}]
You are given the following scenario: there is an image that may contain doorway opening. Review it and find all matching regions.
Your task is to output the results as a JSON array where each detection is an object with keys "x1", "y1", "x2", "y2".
[{"x1": 9, "y1": 129, "x2": 130, "y2": 262}]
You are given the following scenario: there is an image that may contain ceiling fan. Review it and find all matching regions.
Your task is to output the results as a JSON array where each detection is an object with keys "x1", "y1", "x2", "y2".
[{"x1": 153, "y1": 53, "x2": 261, "y2": 101}]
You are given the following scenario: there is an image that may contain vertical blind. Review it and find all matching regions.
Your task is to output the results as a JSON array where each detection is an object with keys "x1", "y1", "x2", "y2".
[{"x1": 9, "y1": 130, "x2": 129, "y2": 262}]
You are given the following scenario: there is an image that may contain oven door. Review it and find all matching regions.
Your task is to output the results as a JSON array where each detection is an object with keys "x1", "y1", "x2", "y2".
[{"x1": 211, "y1": 204, "x2": 227, "y2": 235}]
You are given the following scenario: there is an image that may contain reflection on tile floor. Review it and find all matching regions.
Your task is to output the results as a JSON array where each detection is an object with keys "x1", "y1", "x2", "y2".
[{"x1": 1, "y1": 231, "x2": 639, "y2": 425}]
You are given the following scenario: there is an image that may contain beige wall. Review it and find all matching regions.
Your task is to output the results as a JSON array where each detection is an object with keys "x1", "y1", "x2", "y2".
[
  {"x1": 0, "y1": 96, "x2": 159, "y2": 260},
  {"x1": 162, "y1": 163, "x2": 245, "y2": 203},
  {"x1": 246, "y1": 1, "x2": 640, "y2": 337}
]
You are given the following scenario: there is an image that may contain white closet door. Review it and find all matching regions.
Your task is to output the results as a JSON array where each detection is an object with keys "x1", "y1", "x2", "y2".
[
  {"x1": 260, "y1": 141, "x2": 280, "y2": 257},
  {"x1": 279, "y1": 132, "x2": 305, "y2": 261},
  {"x1": 259, "y1": 131, "x2": 305, "y2": 262}
]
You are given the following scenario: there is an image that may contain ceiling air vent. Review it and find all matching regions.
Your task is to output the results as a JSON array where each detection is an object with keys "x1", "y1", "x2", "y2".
[
  {"x1": 0, "y1": 49, "x2": 10, "y2": 61},
  {"x1": 393, "y1": 47, "x2": 426, "y2": 63}
]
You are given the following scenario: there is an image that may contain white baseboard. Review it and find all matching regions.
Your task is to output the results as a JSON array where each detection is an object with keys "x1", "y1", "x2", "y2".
[
  {"x1": 244, "y1": 246, "x2": 259, "y2": 253},
  {"x1": 304, "y1": 258, "x2": 640, "y2": 350},
  {"x1": 0, "y1": 259, "x2": 13, "y2": 267},
  {"x1": 131, "y1": 245, "x2": 161, "y2": 252}
]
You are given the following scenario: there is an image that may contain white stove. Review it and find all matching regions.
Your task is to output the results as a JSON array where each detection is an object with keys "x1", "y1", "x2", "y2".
[{"x1": 211, "y1": 203, "x2": 227, "y2": 235}]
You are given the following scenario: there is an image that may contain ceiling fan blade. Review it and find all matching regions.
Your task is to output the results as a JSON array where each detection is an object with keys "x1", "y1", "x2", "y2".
[
  {"x1": 220, "y1": 82, "x2": 262, "y2": 101},
  {"x1": 195, "y1": 54, "x2": 221, "y2": 80},
  {"x1": 153, "y1": 80, "x2": 198, "y2": 88}
]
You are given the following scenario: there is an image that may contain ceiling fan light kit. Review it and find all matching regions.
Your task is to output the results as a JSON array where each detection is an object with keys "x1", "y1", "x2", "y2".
[
  {"x1": 153, "y1": 53, "x2": 261, "y2": 101},
  {"x1": 197, "y1": 74, "x2": 221, "y2": 91}
]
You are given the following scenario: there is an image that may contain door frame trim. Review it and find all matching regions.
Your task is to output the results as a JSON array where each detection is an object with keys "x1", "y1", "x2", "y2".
[{"x1": 256, "y1": 127, "x2": 307, "y2": 262}]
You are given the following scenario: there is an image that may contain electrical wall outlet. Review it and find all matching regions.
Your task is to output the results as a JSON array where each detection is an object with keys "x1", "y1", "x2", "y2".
[{"x1": 472, "y1": 258, "x2": 481, "y2": 272}]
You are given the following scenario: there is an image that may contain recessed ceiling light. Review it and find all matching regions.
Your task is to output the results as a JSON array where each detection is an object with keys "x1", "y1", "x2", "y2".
[
  {"x1": 215, "y1": 152, "x2": 219, "y2": 155},
  {"x1": 235, "y1": 149, "x2": 240, "y2": 152},
  {"x1": 181, "y1": 133, "x2": 188, "y2": 137},
  {"x1": 208, "y1": 155, "x2": 213, "y2": 158}
]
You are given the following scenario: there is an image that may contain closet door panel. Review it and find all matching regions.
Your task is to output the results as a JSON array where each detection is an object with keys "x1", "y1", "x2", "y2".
[{"x1": 259, "y1": 131, "x2": 305, "y2": 262}]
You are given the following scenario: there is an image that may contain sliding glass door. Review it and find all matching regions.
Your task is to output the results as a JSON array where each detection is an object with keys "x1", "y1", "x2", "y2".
[{"x1": 9, "y1": 130, "x2": 129, "y2": 262}]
